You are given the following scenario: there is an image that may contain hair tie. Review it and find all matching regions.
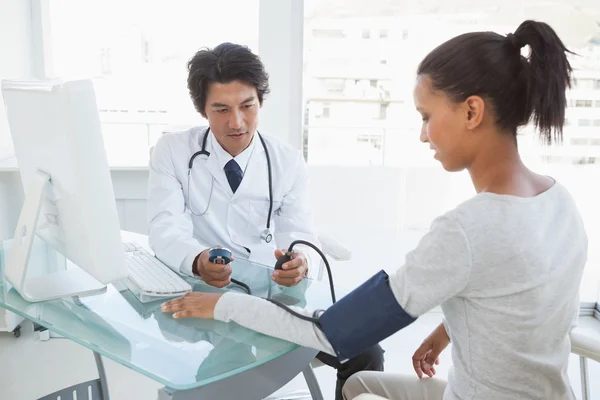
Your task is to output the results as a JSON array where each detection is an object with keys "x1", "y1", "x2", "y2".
[{"x1": 506, "y1": 33, "x2": 525, "y2": 50}]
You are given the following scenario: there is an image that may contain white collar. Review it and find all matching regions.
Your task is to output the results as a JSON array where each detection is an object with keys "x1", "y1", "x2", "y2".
[{"x1": 209, "y1": 130, "x2": 256, "y2": 173}]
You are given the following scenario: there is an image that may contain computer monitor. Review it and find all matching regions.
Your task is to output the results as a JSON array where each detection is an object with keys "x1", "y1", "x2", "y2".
[{"x1": 1, "y1": 78, "x2": 128, "y2": 302}]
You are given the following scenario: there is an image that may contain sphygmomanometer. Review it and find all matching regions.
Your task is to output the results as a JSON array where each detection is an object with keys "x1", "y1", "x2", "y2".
[{"x1": 208, "y1": 242, "x2": 417, "y2": 362}]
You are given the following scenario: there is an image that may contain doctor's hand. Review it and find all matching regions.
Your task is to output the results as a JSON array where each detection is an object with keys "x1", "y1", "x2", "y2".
[
  {"x1": 161, "y1": 292, "x2": 222, "y2": 319},
  {"x1": 193, "y1": 250, "x2": 234, "y2": 288},
  {"x1": 412, "y1": 322, "x2": 450, "y2": 379},
  {"x1": 272, "y1": 249, "x2": 308, "y2": 287}
]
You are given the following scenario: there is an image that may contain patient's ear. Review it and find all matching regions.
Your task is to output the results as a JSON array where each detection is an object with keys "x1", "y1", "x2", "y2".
[{"x1": 463, "y1": 95, "x2": 485, "y2": 130}]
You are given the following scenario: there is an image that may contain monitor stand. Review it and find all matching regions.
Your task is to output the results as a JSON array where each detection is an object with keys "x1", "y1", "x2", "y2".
[{"x1": 4, "y1": 170, "x2": 107, "y2": 302}]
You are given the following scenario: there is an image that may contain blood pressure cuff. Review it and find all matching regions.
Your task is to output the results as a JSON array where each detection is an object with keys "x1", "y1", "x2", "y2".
[{"x1": 317, "y1": 270, "x2": 417, "y2": 362}]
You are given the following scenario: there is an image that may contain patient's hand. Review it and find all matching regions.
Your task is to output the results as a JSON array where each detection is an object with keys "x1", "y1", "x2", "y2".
[
  {"x1": 272, "y1": 249, "x2": 308, "y2": 287},
  {"x1": 412, "y1": 323, "x2": 449, "y2": 379},
  {"x1": 161, "y1": 292, "x2": 223, "y2": 319}
]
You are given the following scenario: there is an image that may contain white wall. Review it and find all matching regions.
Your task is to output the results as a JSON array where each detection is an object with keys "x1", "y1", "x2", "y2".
[{"x1": 0, "y1": 0, "x2": 34, "y2": 162}]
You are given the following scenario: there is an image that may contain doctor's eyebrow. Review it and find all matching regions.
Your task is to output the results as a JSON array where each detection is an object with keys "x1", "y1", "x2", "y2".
[
  {"x1": 240, "y1": 96, "x2": 255, "y2": 105},
  {"x1": 210, "y1": 97, "x2": 256, "y2": 108}
]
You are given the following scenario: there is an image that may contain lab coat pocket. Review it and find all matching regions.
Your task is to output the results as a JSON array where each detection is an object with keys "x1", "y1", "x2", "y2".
[{"x1": 248, "y1": 199, "x2": 282, "y2": 233}]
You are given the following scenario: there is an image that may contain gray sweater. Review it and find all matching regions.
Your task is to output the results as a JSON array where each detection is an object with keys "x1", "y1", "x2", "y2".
[{"x1": 215, "y1": 182, "x2": 587, "y2": 400}]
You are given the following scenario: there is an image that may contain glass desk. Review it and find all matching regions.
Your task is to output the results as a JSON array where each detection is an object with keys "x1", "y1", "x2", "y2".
[{"x1": 0, "y1": 232, "x2": 342, "y2": 400}]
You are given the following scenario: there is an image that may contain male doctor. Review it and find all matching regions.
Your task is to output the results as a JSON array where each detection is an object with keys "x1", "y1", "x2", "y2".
[{"x1": 147, "y1": 42, "x2": 383, "y2": 400}]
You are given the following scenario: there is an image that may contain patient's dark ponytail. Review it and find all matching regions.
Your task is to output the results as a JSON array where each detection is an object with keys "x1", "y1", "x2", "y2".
[{"x1": 512, "y1": 20, "x2": 573, "y2": 144}]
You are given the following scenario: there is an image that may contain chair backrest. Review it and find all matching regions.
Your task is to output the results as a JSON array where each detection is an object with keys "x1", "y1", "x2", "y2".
[
  {"x1": 571, "y1": 328, "x2": 600, "y2": 362},
  {"x1": 353, "y1": 394, "x2": 390, "y2": 400}
]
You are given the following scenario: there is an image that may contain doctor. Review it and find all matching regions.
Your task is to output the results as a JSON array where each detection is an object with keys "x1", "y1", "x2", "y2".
[
  {"x1": 147, "y1": 42, "x2": 384, "y2": 400},
  {"x1": 147, "y1": 43, "x2": 317, "y2": 286}
]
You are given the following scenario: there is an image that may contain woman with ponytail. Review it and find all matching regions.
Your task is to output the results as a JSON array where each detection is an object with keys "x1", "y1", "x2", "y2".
[
  {"x1": 162, "y1": 20, "x2": 587, "y2": 400},
  {"x1": 343, "y1": 19, "x2": 585, "y2": 400}
]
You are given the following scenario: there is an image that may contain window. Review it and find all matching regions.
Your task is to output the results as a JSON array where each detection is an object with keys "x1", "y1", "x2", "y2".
[
  {"x1": 309, "y1": 102, "x2": 331, "y2": 120},
  {"x1": 322, "y1": 103, "x2": 331, "y2": 119},
  {"x1": 319, "y1": 78, "x2": 346, "y2": 95},
  {"x1": 379, "y1": 103, "x2": 388, "y2": 120},
  {"x1": 357, "y1": 133, "x2": 382, "y2": 149},
  {"x1": 303, "y1": 0, "x2": 600, "y2": 303},
  {"x1": 0, "y1": 2, "x2": 35, "y2": 161},
  {"x1": 313, "y1": 28, "x2": 345, "y2": 39},
  {"x1": 47, "y1": 0, "x2": 259, "y2": 162},
  {"x1": 571, "y1": 138, "x2": 589, "y2": 146},
  {"x1": 576, "y1": 100, "x2": 593, "y2": 108},
  {"x1": 576, "y1": 79, "x2": 596, "y2": 90}
]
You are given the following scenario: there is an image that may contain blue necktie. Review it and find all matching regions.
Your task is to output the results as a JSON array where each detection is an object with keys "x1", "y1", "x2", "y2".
[{"x1": 224, "y1": 159, "x2": 243, "y2": 193}]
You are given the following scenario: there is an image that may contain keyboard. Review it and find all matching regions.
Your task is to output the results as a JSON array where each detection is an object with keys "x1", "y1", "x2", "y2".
[{"x1": 122, "y1": 242, "x2": 192, "y2": 302}]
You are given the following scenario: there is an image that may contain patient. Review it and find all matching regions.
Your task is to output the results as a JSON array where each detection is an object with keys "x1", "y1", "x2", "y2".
[{"x1": 163, "y1": 19, "x2": 587, "y2": 400}]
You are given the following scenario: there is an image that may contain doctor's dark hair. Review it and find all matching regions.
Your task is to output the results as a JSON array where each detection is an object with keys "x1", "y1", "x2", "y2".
[
  {"x1": 187, "y1": 42, "x2": 270, "y2": 117},
  {"x1": 417, "y1": 20, "x2": 573, "y2": 145}
]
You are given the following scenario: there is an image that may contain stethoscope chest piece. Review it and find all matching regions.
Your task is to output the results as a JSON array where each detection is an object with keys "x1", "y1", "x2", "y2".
[{"x1": 260, "y1": 229, "x2": 273, "y2": 244}]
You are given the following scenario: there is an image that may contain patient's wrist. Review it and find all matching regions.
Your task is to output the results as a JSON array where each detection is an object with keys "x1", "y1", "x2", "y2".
[{"x1": 213, "y1": 292, "x2": 245, "y2": 322}]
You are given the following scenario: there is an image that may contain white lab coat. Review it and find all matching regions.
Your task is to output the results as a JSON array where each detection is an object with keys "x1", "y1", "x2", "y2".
[{"x1": 147, "y1": 126, "x2": 320, "y2": 277}]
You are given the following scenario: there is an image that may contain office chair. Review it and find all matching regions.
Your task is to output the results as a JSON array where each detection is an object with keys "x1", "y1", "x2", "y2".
[{"x1": 570, "y1": 319, "x2": 600, "y2": 400}]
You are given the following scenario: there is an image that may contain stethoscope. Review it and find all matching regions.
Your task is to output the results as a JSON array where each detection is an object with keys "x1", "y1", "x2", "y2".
[{"x1": 187, "y1": 128, "x2": 274, "y2": 244}]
